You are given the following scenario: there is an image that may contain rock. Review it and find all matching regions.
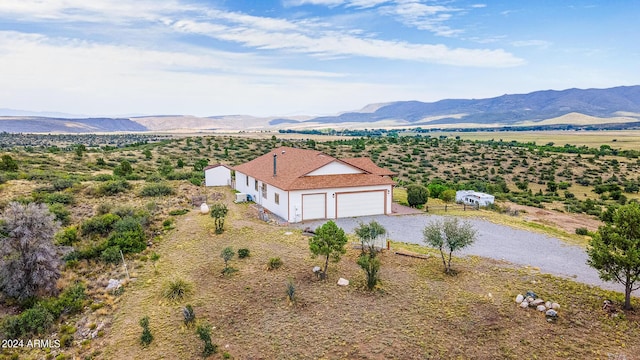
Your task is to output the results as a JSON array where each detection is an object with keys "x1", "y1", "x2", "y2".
[
  {"x1": 200, "y1": 203, "x2": 209, "y2": 214},
  {"x1": 313, "y1": 266, "x2": 321, "y2": 273},
  {"x1": 551, "y1": 303, "x2": 560, "y2": 310},
  {"x1": 105, "y1": 279, "x2": 121, "y2": 291},
  {"x1": 546, "y1": 309, "x2": 558, "y2": 318},
  {"x1": 525, "y1": 290, "x2": 537, "y2": 299},
  {"x1": 520, "y1": 301, "x2": 529, "y2": 308},
  {"x1": 537, "y1": 305, "x2": 547, "y2": 312},
  {"x1": 515, "y1": 294, "x2": 524, "y2": 304},
  {"x1": 284, "y1": 232, "x2": 293, "y2": 235},
  {"x1": 526, "y1": 296, "x2": 535, "y2": 303},
  {"x1": 545, "y1": 301, "x2": 552, "y2": 309},
  {"x1": 532, "y1": 299, "x2": 545, "y2": 307},
  {"x1": 337, "y1": 278, "x2": 349, "y2": 286}
]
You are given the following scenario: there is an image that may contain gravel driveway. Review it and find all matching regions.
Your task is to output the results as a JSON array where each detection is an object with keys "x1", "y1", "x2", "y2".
[{"x1": 296, "y1": 214, "x2": 630, "y2": 294}]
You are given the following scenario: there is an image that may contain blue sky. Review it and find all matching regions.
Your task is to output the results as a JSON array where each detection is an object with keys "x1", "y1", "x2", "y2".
[{"x1": 0, "y1": 0, "x2": 638, "y2": 117}]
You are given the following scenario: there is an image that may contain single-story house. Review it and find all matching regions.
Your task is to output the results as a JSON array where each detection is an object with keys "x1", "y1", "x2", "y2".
[
  {"x1": 456, "y1": 190, "x2": 495, "y2": 207},
  {"x1": 204, "y1": 164, "x2": 232, "y2": 187},
  {"x1": 233, "y1": 146, "x2": 396, "y2": 223}
]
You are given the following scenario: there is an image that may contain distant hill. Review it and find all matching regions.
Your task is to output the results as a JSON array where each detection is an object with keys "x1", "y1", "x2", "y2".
[
  {"x1": 1, "y1": 86, "x2": 639, "y2": 133},
  {"x1": 305, "y1": 86, "x2": 640, "y2": 126}
]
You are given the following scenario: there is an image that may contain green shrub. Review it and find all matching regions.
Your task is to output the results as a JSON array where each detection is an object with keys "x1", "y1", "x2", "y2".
[
  {"x1": 101, "y1": 246, "x2": 122, "y2": 264},
  {"x1": 61, "y1": 334, "x2": 74, "y2": 348},
  {"x1": 140, "y1": 183, "x2": 174, "y2": 197},
  {"x1": 407, "y1": 184, "x2": 429, "y2": 208},
  {"x1": 45, "y1": 192, "x2": 75, "y2": 205},
  {"x1": 52, "y1": 179, "x2": 75, "y2": 191},
  {"x1": 12, "y1": 304, "x2": 54, "y2": 336},
  {"x1": 162, "y1": 279, "x2": 193, "y2": 301},
  {"x1": 55, "y1": 226, "x2": 79, "y2": 246},
  {"x1": 81, "y1": 213, "x2": 121, "y2": 236},
  {"x1": 168, "y1": 209, "x2": 189, "y2": 216},
  {"x1": 150, "y1": 252, "x2": 160, "y2": 262},
  {"x1": 111, "y1": 206, "x2": 135, "y2": 218},
  {"x1": 40, "y1": 283, "x2": 86, "y2": 318},
  {"x1": 48, "y1": 203, "x2": 71, "y2": 226},
  {"x1": 107, "y1": 228, "x2": 146, "y2": 254},
  {"x1": 139, "y1": 316, "x2": 153, "y2": 347},
  {"x1": 238, "y1": 248, "x2": 250, "y2": 259},
  {"x1": 575, "y1": 227, "x2": 589, "y2": 235},
  {"x1": 96, "y1": 203, "x2": 113, "y2": 215},
  {"x1": 268, "y1": 257, "x2": 283, "y2": 270},
  {"x1": 97, "y1": 180, "x2": 131, "y2": 196},
  {"x1": 196, "y1": 322, "x2": 218, "y2": 357},
  {"x1": 93, "y1": 174, "x2": 113, "y2": 182}
]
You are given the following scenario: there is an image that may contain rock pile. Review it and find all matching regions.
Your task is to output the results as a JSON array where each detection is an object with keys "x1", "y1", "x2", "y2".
[{"x1": 515, "y1": 291, "x2": 560, "y2": 321}]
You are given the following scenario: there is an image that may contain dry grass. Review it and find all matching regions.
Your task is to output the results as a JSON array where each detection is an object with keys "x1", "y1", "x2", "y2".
[
  {"x1": 437, "y1": 130, "x2": 640, "y2": 150},
  {"x1": 91, "y1": 189, "x2": 640, "y2": 360}
]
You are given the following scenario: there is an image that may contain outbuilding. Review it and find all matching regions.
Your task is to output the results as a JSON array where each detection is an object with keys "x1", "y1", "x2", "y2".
[
  {"x1": 456, "y1": 190, "x2": 495, "y2": 207},
  {"x1": 233, "y1": 146, "x2": 396, "y2": 223},
  {"x1": 204, "y1": 164, "x2": 232, "y2": 187}
]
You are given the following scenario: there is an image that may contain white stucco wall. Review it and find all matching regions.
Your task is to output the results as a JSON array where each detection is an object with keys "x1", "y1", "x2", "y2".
[
  {"x1": 234, "y1": 171, "x2": 289, "y2": 220},
  {"x1": 204, "y1": 166, "x2": 231, "y2": 187}
]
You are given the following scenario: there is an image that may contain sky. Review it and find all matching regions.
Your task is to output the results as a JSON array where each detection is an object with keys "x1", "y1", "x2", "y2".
[{"x1": 0, "y1": 0, "x2": 638, "y2": 117}]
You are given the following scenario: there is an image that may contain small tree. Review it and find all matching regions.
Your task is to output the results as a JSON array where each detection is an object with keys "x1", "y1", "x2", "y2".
[
  {"x1": 354, "y1": 220, "x2": 387, "y2": 256},
  {"x1": 423, "y1": 218, "x2": 477, "y2": 274},
  {"x1": 113, "y1": 160, "x2": 133, "y2": 177},
  {"x1": 407, "y1": 184, "x2": 429, "y2": 208},
  {"x1": 587, "y1": 202, "x2": 640, "y2": 310},
  {"x1": 139, "y1": 316, "x2": 153, "y2": 347},
  {"x1": 440, "y1": 189, "x2": 456, "y2": 203},
  {"x1": 0, "y1": 154, "x2": 19, "y2": 171},
  {"x1": 220, "y1": 247, "x2": 235, "y2": 274},
  {"x1": 210, "y1": 203, "x2": 228, "y2": 234},
  {"x1": 309, "y1": 221, "x2": 348, "y2": 280},
  {"x1": 357, "y1": 253, "x2": 381, "y2": 290},
  {"x1": 355, "y1": 221, "x2": 386, "y2": 290},
  {"x1": 196, "y1": 322, "x2": 218, "y2": 357},
  {"x1": 0, "y1": 202, "x2": 61, "y2": 300}
]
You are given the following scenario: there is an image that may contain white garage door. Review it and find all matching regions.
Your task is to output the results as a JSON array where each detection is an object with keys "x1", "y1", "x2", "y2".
[
  {"x1": 336, "y1": 191, "x2": 385, "y2": 218},
  {"x1": 302, "y1": 193, "x2": 326, "y2": 220}
]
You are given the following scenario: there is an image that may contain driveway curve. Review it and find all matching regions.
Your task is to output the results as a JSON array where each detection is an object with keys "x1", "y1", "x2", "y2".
[{"x1": 297, "y1": 214, "x2": 630, "y2": 294}]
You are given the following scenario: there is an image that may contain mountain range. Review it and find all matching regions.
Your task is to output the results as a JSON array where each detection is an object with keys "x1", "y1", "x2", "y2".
[{"x1": 1, "y1": 86, "x2": 639, "y2": 133}]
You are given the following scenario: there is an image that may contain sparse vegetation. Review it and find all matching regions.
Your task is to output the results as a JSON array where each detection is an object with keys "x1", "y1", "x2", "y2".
[
  {"x1": 309, "y1": 220, "x2": 348, "y2": 279},
  {"x1": 196, "y1": 322, "x2": 217, "y2": 357},
  {"x1": 210, "y1": 203, "x2": 229, "y2": 234},
  {"x1": 2, "y1": 132, "x2": 640, "y2": 359},
  {"x1": 182, "y1": 305, "x2": 195, "y2": 327},
  {"x1": 162, "y1": 279, "x2": 193, "y2": 301},
  {"x1": 139, "y1": 316, "x2": 153, "y2": 347},
  {"x1": 267, "y1": 257, "x2": 283, "y2": 270},
  {"x1": 423, "y1": 217, "x2": 478, "y2": 274},
  {"x1": 587, "y1": 202, "x2": 640, "y2": 310},
  {"x1": 238, "y1": 248, "x2": 250, "y2": 259}
]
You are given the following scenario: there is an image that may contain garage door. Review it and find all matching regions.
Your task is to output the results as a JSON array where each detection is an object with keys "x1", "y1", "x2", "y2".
[
  {"x1": 336, "y1": 191, "x2": 385, "y2": 218},
  {"x1": 302, "y1": 193, "x2": 326, "y2": 220}
]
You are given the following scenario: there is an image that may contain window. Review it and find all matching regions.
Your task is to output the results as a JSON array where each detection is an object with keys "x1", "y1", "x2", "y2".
[
  {"x1": 245, "y1": 174, "x2": 249, "y2": 186},
  {"x1": 255, "y1": 179, "x2": 258, "y2": 191},
  {"x1": 274, "y1": 193, "x2": 279, "y2": 205},
  {"x1": 262, "y1": 183, "x2": 267, "y2": 198}
]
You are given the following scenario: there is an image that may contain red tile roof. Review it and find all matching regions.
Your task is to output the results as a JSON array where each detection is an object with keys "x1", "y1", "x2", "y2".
[{"x1": 233, "y1": 146, "x2": 395, "y2": 191}]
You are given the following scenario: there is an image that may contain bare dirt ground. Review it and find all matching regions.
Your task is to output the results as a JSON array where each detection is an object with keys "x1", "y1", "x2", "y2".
[
  {"x1": 503, "y1": 201, "x2": 603, "y2": 233},
  {"x1": 94, "y1": 191, "x2": 639, "y2": 360}
]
